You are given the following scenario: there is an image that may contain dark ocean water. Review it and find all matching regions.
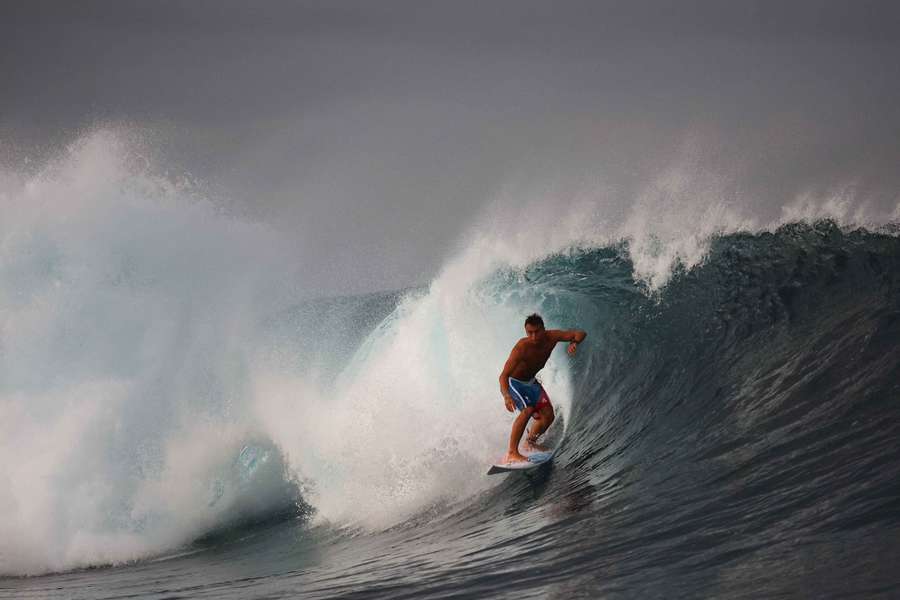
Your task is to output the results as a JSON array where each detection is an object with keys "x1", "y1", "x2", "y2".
[{"x1": 3, "y1": 221, "x2": 900, "y2": 599}]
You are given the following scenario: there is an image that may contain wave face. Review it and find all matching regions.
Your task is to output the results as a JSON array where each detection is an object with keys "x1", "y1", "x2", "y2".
[
  {"x1": 3, "y1": 133, "x2": 900, "y2": 597},
  {"x1": 517, "y1": 223, "x2": 900, "y2": 597}
]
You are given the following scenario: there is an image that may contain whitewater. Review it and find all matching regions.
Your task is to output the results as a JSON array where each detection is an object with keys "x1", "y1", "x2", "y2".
[{"x1": 2, "y1": 131, "x2": 899, "y2": 598}]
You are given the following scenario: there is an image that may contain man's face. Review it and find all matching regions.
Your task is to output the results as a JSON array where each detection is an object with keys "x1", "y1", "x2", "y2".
[{"x1": 525, "y1": 323, "x2": 546, "y2": 343}]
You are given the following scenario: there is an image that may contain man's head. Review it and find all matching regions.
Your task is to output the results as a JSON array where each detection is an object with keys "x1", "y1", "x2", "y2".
[{"x1": 524, "y1": 313, "x2": 546, "y2": 342}]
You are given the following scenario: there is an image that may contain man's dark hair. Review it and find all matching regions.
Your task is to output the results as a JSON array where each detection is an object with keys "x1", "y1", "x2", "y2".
[{"x1": 524, "y1": 313, "x2": 545, "y2": 328}]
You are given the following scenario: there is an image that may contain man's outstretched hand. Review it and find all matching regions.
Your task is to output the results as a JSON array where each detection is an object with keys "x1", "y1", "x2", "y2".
[{"x1": 567, "y1": 342, "x2": 579, "y2": 355}]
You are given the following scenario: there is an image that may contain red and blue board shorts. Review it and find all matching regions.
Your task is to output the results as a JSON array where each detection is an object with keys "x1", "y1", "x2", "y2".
[{"x1": 508, "y1": 377, "x2": 551, "y2": 414}]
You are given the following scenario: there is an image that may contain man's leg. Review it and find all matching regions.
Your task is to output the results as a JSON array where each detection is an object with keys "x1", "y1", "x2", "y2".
[
  {"x1": 505, "y1": 406, "x2": 535, "y2": 463},
  {"x1": 524, "y1": 391, "x2": 555, "y2": 451}
]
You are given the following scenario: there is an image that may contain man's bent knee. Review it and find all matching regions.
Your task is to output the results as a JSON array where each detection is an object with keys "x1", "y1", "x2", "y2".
[{"x1": 540, "y1": 405, "x2": 554, "y2": 423}]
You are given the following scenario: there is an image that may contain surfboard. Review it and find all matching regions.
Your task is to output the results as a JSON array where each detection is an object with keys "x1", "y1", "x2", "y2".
[{"x1": 487, "y1": 449, "x2": 555, "y2": 475}]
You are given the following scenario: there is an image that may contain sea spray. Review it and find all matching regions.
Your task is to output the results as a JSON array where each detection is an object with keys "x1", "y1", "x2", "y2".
[{"x1": 0, "y1": 131, "x2": 301, "y2": 575}]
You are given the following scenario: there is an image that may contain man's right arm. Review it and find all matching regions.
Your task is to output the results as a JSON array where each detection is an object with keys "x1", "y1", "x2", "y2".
[{"x1": 499, "y1": 345, "x2": 519, "y2": 412}]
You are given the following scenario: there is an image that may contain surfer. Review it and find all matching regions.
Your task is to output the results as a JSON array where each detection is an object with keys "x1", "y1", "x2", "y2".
[{"x1": 500, "y1": 313, "x2": 586, "y2": 464}]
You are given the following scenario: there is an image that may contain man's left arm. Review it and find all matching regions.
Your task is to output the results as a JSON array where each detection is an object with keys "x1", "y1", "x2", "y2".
[{"x1": 550, "y1": 329, "x2": 587, "y2": 355}]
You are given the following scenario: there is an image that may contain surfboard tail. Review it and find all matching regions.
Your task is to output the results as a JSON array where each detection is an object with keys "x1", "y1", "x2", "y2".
[{"x1": 486, "y1": 450, "x2": 555, "y2": 475}]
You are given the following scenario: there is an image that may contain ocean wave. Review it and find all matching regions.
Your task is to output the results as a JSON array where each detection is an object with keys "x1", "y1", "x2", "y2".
[{"x1": 2, "y1": 129, "x2": 898, "y2": 581}]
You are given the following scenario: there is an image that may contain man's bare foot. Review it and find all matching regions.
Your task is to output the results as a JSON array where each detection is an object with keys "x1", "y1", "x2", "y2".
[
  {"x1": 523, "y1": 439, "x2": 549, "y2": 453},
  {"x1": 503, "y1": 451, "x2": 530, "y2": 464}
]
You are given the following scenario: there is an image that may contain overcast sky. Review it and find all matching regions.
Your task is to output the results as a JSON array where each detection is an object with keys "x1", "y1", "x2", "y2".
[{"x1": 3, "y1": 1, "x2": 899, "y2": 292}]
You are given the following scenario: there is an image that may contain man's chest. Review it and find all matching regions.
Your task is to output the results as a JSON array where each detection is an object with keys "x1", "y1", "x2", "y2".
[{"x1": 519, "y1": 343, "x2": 554, "y2": 366}]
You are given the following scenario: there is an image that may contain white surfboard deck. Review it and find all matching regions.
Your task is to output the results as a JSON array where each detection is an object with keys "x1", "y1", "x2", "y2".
[{"x1": 487, "y1": 449, "x2": 555, "y2": 475}]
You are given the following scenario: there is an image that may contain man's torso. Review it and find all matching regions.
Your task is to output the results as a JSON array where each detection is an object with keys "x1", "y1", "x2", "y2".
[{"x1": 508, "y1": 338, "x2": 555, "y2": 380}]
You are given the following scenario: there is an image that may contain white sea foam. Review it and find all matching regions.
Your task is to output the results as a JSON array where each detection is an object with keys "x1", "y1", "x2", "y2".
[
  {"x1": 0, "y1": 131, "x2": 297, "y2": 575},
  {"x1": 252, "y1": 284, "x2": 574, "y2": 530}
]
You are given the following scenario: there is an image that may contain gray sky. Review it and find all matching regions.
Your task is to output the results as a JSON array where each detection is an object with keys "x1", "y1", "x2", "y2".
[{"x1": 3, "y1": 1, "x2": 900, "y2": 293}]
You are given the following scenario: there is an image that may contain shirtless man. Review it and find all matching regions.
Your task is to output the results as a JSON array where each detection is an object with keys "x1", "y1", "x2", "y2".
[{"x1": 499, "y1": 313, "x2": 586, "y2": 464}]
